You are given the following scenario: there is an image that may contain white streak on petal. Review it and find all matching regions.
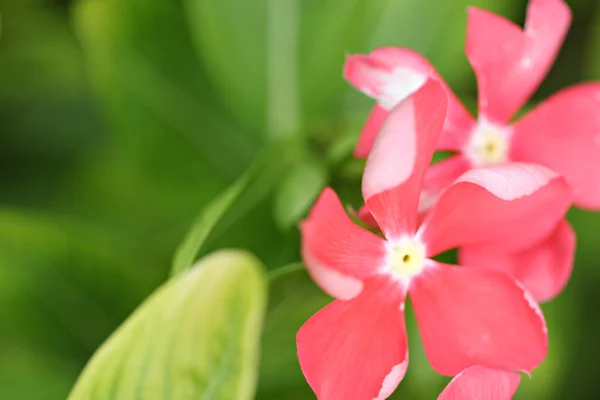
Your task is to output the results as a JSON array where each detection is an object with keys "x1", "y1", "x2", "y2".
[
  {"x1": 363, "y1": 100, "x2": 416, "y2": 199},
  {"x1": 378, "y1": 68, "x2": 428, "y2": 110},
  {"x1": 373, "y1": 358, "x2": 409, "y2": 400},
  {"x1": 454, "y1": 163, "x2": 558, "y2": 200}
]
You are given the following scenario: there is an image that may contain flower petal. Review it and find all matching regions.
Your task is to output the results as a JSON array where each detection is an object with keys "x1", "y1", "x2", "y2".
[
  {"x1": 356, "y1": 155, "x2": 472, "y2": 230},
  {"x1": 510, "y1": 83, "x2": 600, "y2": 209},
  {"x1": 437, "y1": 366, "x2": 521, "y2": 400},
  {"x1": 459, "y1": 219, "x2": 575, "y2": 303},
  {"x1": 297, "y1": 278, "x2": 408, "y2": 400},
  {"x1": 344, "y1": 48, "x2": 432, "y2": 111},
  {"x1": 420, "y1": 155, "x2": 472, "y2": 213},
  {"x1": 354, "y1": 104, "x2": 389, "y2": 158},
  {"x1": 410, "y1": 262, "x2": 548, "y2": 376},
  {"x1": 419, "y1": 163, "x2": 572, "y2": 257},
  {"x1": 356, "y1": 203, "x2": 379, "y2": 230},
  {"x1": 301, "y1": 188, "x2": 387, "y2": 300},
  {"x1": 345, "y1": 47, "x2": 473, "y2": 157},
  {"x1": 466, "y1": 0, "x2": 571, "y2": 124},
  {"x1": 362, "y1": 80, "x2": 447, "y2": 240}
]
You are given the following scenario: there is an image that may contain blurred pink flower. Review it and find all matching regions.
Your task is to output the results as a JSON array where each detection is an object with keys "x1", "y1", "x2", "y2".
[
  {"x1": 297, "y1": 81, "x2": 572, "y2": 400},
  {"x1": 438, "y1": 366, "x2": 521, "y2": 400},
  {"x1": 345, "y1": 0, "x2": 587, "y2": 302}
]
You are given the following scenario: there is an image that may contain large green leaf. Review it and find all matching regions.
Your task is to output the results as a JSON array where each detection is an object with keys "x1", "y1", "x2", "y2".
[
  {"x1": 184, "y1": 0, "x2": 390, "y2": 135},
  {"x1": 183, "y1": 0, "x2": 268, "y2": 133},
  {"x1": 73, "y1": 0, "x2": 257, "y2": 194},
  {"x1": 69, "y1": 249, "x2": 267, "y2": 400},
  {"x1": 257, "y1": 264, "x2": 331, "y2": 399}
]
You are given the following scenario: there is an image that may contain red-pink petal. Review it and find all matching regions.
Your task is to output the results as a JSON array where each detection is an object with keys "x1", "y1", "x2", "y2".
[
  {"x1": 420, "y1": 155, "x2": 472, "y2": 213},
  {"x1": 510, "y1": 83, "x2": 600, "y2": 210},
  {"x1": 356, "y1": 203, "x2": 379, "y2": 230},
  {"x1": 466, "y1": 0, "x2": 571, "y2": 124},
  {"x1": 354, "y1": 104, "x2": 390, "y2": 158},
  {"x1": 438, "y1": 366, "x2": 521, "y2": 400},
  {"x1": 459, "y1": 219, "x2": 575, "y2": 303},
  {"x1": 419, "y1": 163, "x2": 572, "y2": 257},
  {"x1": 362, "y1": 80, "x2": 447, "y2": 240},
  {"x1": 344, "y1": 48, "x2": 432, "y2": 110},
  {"x1": 357, "y1": 156, "x2": 472, "y2": 229},
  {"x1": 301, "y1": 188, "x2": 387, "y2": 300},
  {"x1": 345, "y1": 47, "x2": 474, "y2": 157},
  {"x1": 410, "y1": 261, "x2": 548, "y2": 376},
  {"x1": 297, "y1": 278, "x2": 408, "y2": 400}
]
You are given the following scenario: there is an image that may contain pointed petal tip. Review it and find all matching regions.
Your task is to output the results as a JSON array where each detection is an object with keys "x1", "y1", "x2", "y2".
[
  {"x1": 466, "y1": 5, "x2": 485, "y2": 17},
  {"x1": 342, "y1": 53, "x2": 368, "y2": 81},
  {"x1": 467, "y1": 0, "x2": 570, "y2": 124}
]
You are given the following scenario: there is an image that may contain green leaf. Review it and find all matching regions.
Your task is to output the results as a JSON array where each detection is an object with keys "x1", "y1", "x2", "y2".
[
  {"x1": 184, "y1": 0, "x2": 390, "y2": 134},
  {"x1": 0, "y1": 207, "x2": 163, "y2": 359},
  {"x1": 171, "y1": 171, "x2": 253, "y2": 277},
  {"x1": 68, "y1": 249, "x2": 267, "y2": 400},
  {"x1": 274, "y1": 159, "x2": 328, "y2": 230},
  {"x1": 73, "y1": 0, "x2": 257, "y2": 179},
  {"x1": 257, "y1": 264, "x2": 331, "y2": 399},
  {"x1": 171, "y1": 139, "x2": 301, "y2": 276},
  {"x1": 0, "y1": 346, "x2": 80, "y2": 400}
]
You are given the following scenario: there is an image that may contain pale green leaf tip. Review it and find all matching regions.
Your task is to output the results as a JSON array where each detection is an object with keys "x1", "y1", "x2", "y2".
[{"x1": 68, "y1": 249, "x2": 267, "y2": 400}]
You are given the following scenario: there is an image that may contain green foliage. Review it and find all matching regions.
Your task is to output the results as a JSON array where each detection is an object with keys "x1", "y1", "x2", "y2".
[
  {"x1": 74, "y1": 0, "x2": 257, "y2": 181},
  {"x1": 584, "y1": 0, "x2": 600, "y2": 80},
  {"x1": 69, "y1": 250, "x2": 267, "y2": 400},
  {"x1": 171, "y1": 170, "x2": 255, "y2": 277},
  {"x1": 274, "y1": 159, "x2": 328, "y2": 230},
  {"x1": 172, "y1": 138, "x2": 303, "y2": 276},
  {"x1": 183, "y1": 0, "x2": 268, "y2": 134},
  {"x1": 1, "y1": 0, "x2": 600, "y2": 399}
]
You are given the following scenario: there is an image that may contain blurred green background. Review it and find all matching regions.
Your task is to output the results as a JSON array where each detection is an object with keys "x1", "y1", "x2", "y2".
[{"x1": 1, "y1": 0, "x2": 600, "y2": 398}]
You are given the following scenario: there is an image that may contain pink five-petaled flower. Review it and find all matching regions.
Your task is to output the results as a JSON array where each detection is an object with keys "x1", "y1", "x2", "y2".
[
  {"x1": 438, "y1": 366, "x2": 521, "y2": 400},
  {"x1": 344, "y1": 0, "x2": 587, "y2": 302},
  {"x1": 297, "y1": 81, "x2": 572, "y2": 400}
]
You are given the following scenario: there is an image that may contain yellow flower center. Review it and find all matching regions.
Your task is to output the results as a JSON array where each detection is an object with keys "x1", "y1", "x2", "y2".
[
  {"x1": 388, "y1": 239, "x2": 426, "y2": 279},
  {"x1": 466, "y1": 123, "x2": 510, "y2": 166}
]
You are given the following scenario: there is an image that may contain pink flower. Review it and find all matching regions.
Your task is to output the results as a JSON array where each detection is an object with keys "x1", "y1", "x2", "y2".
[
  {"x1": 344, "y1": 0, "x2": 587, "y2": 302},
  {"x1": 438, "y1": 366, "x2": 521, "y2": 400},
  {"x1": 297, "y1": 81, "x2": 572, "y2": 400}
]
